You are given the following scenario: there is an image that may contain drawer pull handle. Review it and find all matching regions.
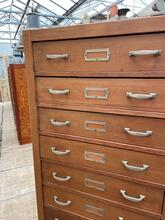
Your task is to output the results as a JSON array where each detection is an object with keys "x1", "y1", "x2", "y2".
[
  {"x1": 118, "y1": 217, "x2": 124, "y2": 220},
  {"x1": 52, "y1": 172, "x2": 71, "y2": 182},
  {"x1": 50, "y1": 119, "x2": 70, "y2": 126},
  {"x1": 126, "y1": 92, "x2": 157, "y2": 99},
  {"x1": 48, "y1": 89, "x2": 70, "y2": 95},
  {"x1": 129, "y1": 50, "x2": 162, "y2": 57},
  {"x1": 122, "y1": 160, "x2": 149, "y2": 172},
  {"x1": 85, "y1": 120, "x2": 106, "y2": 132},
  {"x1": 84, "y1": 178, "x2": 105, "y2": 191},
  {"x1": 84, "y1": 88, "x2": 109, "y2": 99},
  {"x1": 85, "y1": 204, "x2": 104, "y2": 216},
  {"x1": 124, "y1": 128, "x2": 152, "y2": 137},
  {"x1": 46, "y1": 54, "x2": 68, "y2": 59},
  {"x1": 51, "y1": 147, "x2": 70, "y2": 156},
  {"x1": 54, "y1": 196, "x2": 71, "y2": 206},
  {"x1": 84, "y1": 48, "x2": 110, "y2": 62},
  {"x1": 120, "y1": 190, "x2": 145, "y2": 203}
]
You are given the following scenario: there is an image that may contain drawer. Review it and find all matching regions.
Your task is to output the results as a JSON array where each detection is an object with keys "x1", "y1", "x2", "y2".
[
  {"x1": 44, "y1": 206, "x2": 86, "y2": 220},
  {"x1": 39, "y1": 108, "x2": 165, "y2": 151},
  {"x1": 33, "y1": 34, "x2": 165, "y2": 76},
  {"x1": 36, "y1": 78, "x2": 165, "y2": 113},
  {"x1": 42, "y1": 162, "x2": 164, "y2": 214},
  {"x1": 44, "y1": 185, "x2": 157, "y2": 220},
  {"x1": 40, "y1": 136, "x2": 165, "y2": 186}
]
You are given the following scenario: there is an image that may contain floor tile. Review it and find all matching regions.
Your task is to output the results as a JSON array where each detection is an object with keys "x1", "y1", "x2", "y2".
[{"x1": 0, "y1": 102, "x2": 38, "y2": 220}]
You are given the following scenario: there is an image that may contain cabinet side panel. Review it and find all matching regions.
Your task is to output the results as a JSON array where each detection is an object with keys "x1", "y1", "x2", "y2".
[{"x1": 23, "y1": 31, "x2": 44, "y2": 220}]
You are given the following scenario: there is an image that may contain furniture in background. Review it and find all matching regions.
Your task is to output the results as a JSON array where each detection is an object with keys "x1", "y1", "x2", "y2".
[
  {"x1": 24, "y1": 16, "x2": 165, "y2": 220},
  {"x1": 0, "y1": 56, "x2": 11, "y2": 102},
  {"x1": 8, "y1": 64, "x2": 31, "y2": 144}
]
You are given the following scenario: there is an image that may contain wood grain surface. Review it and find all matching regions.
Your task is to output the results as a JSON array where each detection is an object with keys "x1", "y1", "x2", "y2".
[
  {"x1": 23, "y1": 31, "x2": 45, "y2": 220},
  {"x1": 25, "y1": 16, "x2": 165, "y2": 42},
  {"x1": 44, "y1": 206, "x2": 87, "y2": 220},
  {"x1": 44, "y1": 185, "x2": 160, "y2": 219},
  {"x1": 8, "y1": 64, "x2": 31, "y2": 144},
  {"x1": 23, "y1": 16, "x2": 165, "y2": 220},
  {"x1": 33, "y1": 34, "x2": 165, "y2": 76},
  {"x1": 39, "y1": 108, "x2": 165, "y2": 151},
  {"x1": 42, "y1": 161, "x2": 164, "y2": 214},
  {"x1": 40, "y1": 136, "x2": 165, "y2": 186},
  {"x1": 37, "y1": 77, "x2": 165, "y2": 113}
]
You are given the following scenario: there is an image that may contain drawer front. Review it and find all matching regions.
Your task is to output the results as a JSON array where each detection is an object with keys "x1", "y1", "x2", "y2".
[
  {"x1": 33, "y1": 34, "x2": 165, "y2": 76},
  {"x1": 40, "y1": 136, "x2": 165, "y2": 185},
  {"x1": 44, "y1": 185, "x2": 157, "y2": 220},
  {"x1": 37, "y1": 78, "x2": 165, "y2": 112},
  {"x1": 39, "y1": 108, "x2": 165, "y2": 151},
  {"x1": 42, "y1": 162, "x2": 163, "y2": 214},
  {"x1": 44, "y1": 206, "x2": 86, "y2": 220}
]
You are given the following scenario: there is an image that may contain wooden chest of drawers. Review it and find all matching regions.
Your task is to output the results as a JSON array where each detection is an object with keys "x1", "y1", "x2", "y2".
[
  {"x1": 8, "y1": 64, "x2": 31, "y2": 144},
  {"x1": 23, "y1": 16, "x2": 165, "y2": 220}
]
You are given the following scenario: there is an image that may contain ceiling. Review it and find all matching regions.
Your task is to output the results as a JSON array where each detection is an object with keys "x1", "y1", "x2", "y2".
[{"x1": 0, "y1": 0, "x2": 154, "y2": 43}]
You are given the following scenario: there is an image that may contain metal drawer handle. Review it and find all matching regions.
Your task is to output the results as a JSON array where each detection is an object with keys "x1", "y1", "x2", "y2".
[
  {"x1": 50, "y1": 119, "x2": 71, "y2": 126},
  {"x1": 122, "y1": 160, "x2": 149, "y2": 172},
  {"x1": 129, "y1": 50, "x2": 162, "y2": 57},
  {"x1": 84, "y1": 48, "x2": 110, "y2": 62},
  {"x1": 84, "y1": 88, "x2": 109, "y2": 99},
  {"x1": 120, "y1": 190, "x2": 145, "y2": 203},
  {"x1": 126, "y1": 92, "x2": 157, "y2": 99},
  {"x1": 85, "y1": 204, "x2": 104, "y2": 216},
  {"x1": 118, "y1": 217, "x2": 124, "y2": 220},
  {"x1": 85, "y1": 120, "x2": 106, "y2": 132},
  {"x1": 51, "y1": 147, "x2": 70, "y2": 156},
  {"x1": 52, "y1": 172, "x2": 71, "y2": 182},
  {"x1": 48, "y1": 89, "x2": 70, "y2": 95},
  {"x1": 54, "y1": 196, "x2": 71, "y2": 206},
  {"x1": 124, "y1": 128, "x2": 152, "y2": 137},
  {"x1": 46, "y1": 54, "x2": 68, "y2": 59}
]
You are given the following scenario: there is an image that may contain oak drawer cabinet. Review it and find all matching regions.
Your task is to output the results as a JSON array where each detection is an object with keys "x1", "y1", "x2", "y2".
[{"x1": 23, "y1": 16, "x2": 165, "y2": 220}]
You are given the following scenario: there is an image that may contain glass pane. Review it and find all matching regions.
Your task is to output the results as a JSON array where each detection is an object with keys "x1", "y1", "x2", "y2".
[{"x1": 47, "y1": 0, "x2": 74, "y2": 10}]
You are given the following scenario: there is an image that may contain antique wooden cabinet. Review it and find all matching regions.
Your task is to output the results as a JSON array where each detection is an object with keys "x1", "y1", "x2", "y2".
[
  {"x1": 8, "y1": 64, "x2": 31, "y2": 144},
  {"x1": 23, "y1": 16, "x2": 165, "y2": 220}
]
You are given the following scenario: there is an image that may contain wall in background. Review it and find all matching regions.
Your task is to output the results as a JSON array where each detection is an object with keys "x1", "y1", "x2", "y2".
[{"x1": 0, "y1": 43, "x2": 13, "y2": 56}]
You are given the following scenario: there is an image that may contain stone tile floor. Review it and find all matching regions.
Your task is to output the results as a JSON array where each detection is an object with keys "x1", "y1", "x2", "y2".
[{"x1": 0, "y1": 102, "x2": 38, "y2": 220}]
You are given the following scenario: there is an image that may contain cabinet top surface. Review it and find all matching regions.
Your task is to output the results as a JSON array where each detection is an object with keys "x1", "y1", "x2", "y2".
[{"x1": 23, "y1": 16, "x2": 165, "y2": 42}]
